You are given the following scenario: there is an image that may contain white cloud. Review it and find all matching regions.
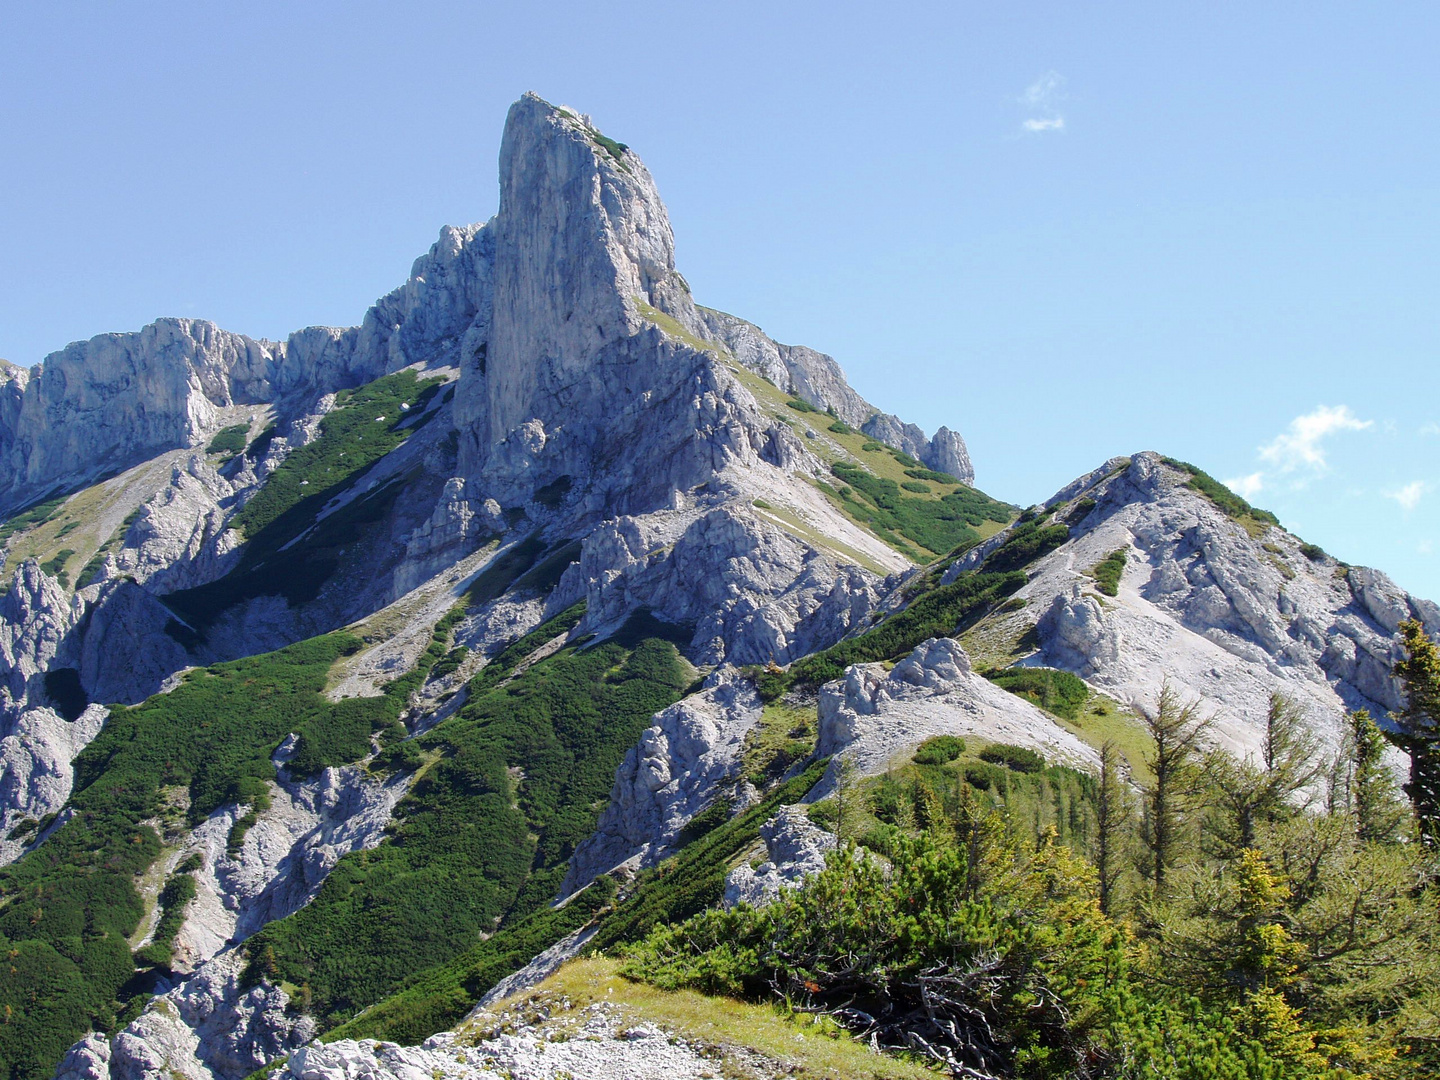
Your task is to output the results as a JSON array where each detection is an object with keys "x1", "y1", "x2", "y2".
[
  {"x1": 1421, "y1": 421, "x2": 1440, "y2": 437},
  {"x1": 1018, "y1": 71, "x2": 1065, "y2": 135},
  {"x1": 1223, "y1": 472, "x2": 1265, "y2": 501},
  {"x1": 1385, "y1": 481, "x2": 1428, "y2": 513},
  {"x1": 1022, "y1": 71, "x2": 1065, "y2": 108},
  {"x1": 1257, "y1": 405, "x2": 1372, "y2": 472}
]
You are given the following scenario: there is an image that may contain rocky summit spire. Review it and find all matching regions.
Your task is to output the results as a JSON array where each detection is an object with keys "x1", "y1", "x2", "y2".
[
  {"x1": 454, "y1": 93, "x2": 764, "y2": 510},
  {"x1": 479, "y1": 95, "x2": 702, "y2": 440}
]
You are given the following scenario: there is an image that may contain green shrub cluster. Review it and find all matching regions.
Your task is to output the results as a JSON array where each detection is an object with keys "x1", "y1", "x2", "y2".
[
  {"x1": 900, "y1": 480, "x2": 930, "y2": 493},
  {"x1": 234, "y1": 372, "x2": 441, "y2": 541},
  {"x1": 903, "y1": 466, "x2": 959, "y2": 484},
  {"x1": 977, "y1": 742, "x2": 1047, "y2": 773},
  {"x1": 165, "y1": 372, "x2": 443, "y2": 632},
  {"x1": 785, "y1": 398, "x2": 822, "y2": 414},
  {"x1": 626, "y1": 722, "x2": 1440, "y2": 1080},
  {"x1": 827, "y1": 419, "x2": 855, "y2": 435},
  {"x1": 330, "y1": 760, "x2": 829, "y2": 1045},
  {"x1": 1163, "y1": 458, "x2": 1280, "y2": 529},
  {"x1": 466, "y1": 602, "x2": 587, "y2": 694},
  {"x1": 625, "y1": 822, "x2": 1326, "y2": 1079},
  {"x1": 980, "y1": 520, "x2": 1070, "y2": 574},
  {"x1": 775, "y1": 570, "x2": 1025, "y2": 693},
  {"x1": 39, "y1": 548, "x2": 75, "y2": 588},
  {"x1": 912, "y1": 734, "x2": 965, "y2": 765},
  {"x1": 1299, "y1": 542, "x2": 1327, "y2": 562},
  {"x1": 1091, "y1": 548, "x2": 1127, "y2": 596},
  {"x1": 828, "y1": 461, "x2": 1010, "y2": 556},
  {"x1": 911, "y1": 735, "x2": 968, "y2": 769},
  {"x1": 205, "y1": 424, "x2": 250, "y2": 458},
  {"x1": 240, "y1": 610, "x2": 690, "y2": 1030},
  {"x1": 0, "y1": 631, "x2": 380, "y2": 1075},
  {"x1": 0, "y1": 494, "x2": 67, "y2": 545},
  {"x1": 326, "y1": 878, "x2": 617, "y2": 1045},
  {"x1": 625, "y1": 825, "x2": 1127, "y2": 1077},
  {"x1": 429, "y1": 646, "x2": 469, "y2": 682},
  {"x1": 984, "y1": 666, "x2": 1090, "y2": 721},
  {"x1": 589, "y1": 130, "x2": 629, "y2": 164},
  {"x1": 133, "y1": 872, "x2": 199, "y2": 968}
]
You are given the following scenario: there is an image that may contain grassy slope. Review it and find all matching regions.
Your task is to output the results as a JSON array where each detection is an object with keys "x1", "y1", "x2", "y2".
[
  {"x1": 0, "y1": 631, "x2": 424, "y2": 1079},
  {"x1": 165, "y1": 370, "x2": 444, "y2": 631},
  {"x1": 243, "y1": 610, "x2": 694, "y2": 1031},
  {"x1": 465, "y1": 957, "x2": 939, "y2": 1080},
  {"x1": 327, "y1": 759, "x2": 831, "y2": 1044}
]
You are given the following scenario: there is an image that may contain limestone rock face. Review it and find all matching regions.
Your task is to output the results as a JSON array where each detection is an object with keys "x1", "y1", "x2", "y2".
[
  {"x1": 813, "y1": 638, "x2": 1098, "y2": 791},
  {"x1": 77, "y1": 580, "x2": 193, "y2": 706},
  {"x1": 952, "y1": 452, "x2": 1440, "y2": 761},
  {"x1": 112, "y1": 455, "x2": 241, "y2": 592},
  {"x1": 562, "y1": 671, "x2": 761, "y2": 894},
  {"x1": 109, "y1": 953, "x2": 316, "y2": 1080},
  {"x1": 0, "y1": 560, "x2": 80, "y2": 715},
  {"x1": 561, "y1": 505, "x2": 884, "y2": 666},
  {"x1": 696, "y1": 307, "x2": 975, "y2": 483},
  {"x1": 53, "y1": 1034, "x2": 111, "y2": 1080},
  {"x1": 0, "y1": 704, "x2": 106, "y2": 865},
  {"x1": 455, "y1": 94, "x2": 762, "y2": 514},
  {"x1": 722, "y1": 805, "x2": 837, "y2": 909},
  {"x1": 106, "y1": 761, "x2": 407, "y2": 1079},
  {"x1": 1040, "y1": 586, "x2": 1122, "y2": 675},
  {"x1": 925, "y1": 426, "x2": 974, "y2": 484},
  {"x1": 0, "y1": 223, "x2": 491, "y2": 516}
]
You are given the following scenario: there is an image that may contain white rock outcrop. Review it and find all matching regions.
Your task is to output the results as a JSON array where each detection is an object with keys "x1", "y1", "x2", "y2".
[
  {"x1": 271, "y1": 1005, "x2": 757, "y2": 1080},
  {"x1": 562, "y1": 672, "x2": 762, "y2": 894},
  {"x1": 0, "y1": 219, "x2": 491, "y2": 514},
  {"x1": 954, "y1": 452, "x2": 1440, "y2": 761},
  {"x1": 722, "y1": 805, "x2": 837, "y2": 909},
  {"x1": 812, "y1": 638, "x2": 1099, "y2": 792},
  {"x1": 0, "y1": 703, "x2": 105, "y2": 865},
  {"x1": 561, "y1": 505, "x2": 886, "y2": 666}
]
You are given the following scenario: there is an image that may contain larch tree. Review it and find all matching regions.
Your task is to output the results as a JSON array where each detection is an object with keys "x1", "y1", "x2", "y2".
[
  {"x1": 1094, "y1": 739, "x2": 1133, "y2": 916},
  {"x1": 1391, "y1": 619, "x2": 1440, "y2": 846},
  {"x1": 1139, "y1": 681, "x2": 1212, "y2": 896}
]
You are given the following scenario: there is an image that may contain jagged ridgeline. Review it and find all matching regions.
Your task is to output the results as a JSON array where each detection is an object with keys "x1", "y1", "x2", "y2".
[{"x1": 0, "y1": 92, "x2": 1436, "y2": 1080}]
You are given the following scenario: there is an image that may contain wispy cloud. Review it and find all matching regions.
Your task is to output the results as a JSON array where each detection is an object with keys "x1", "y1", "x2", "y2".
[
  {"x1": 1022, "y1": 117, "x2": 1065, "y2": 133},
  {"x1": 1385, "y1": 481, "x2": 1429, "y2": 513},
  {"x1": 1223, "y1": 472, "x2": 1265, "y2": 501},
  {"x1": 1018, "y1": 71, "x2": 1065, "y2": 135},
  {"x1": 1421, "y1": 421, "x2": 1440, "y2": 437},
  {"x1": 1258, "y1": 405, "x2": 1372, "y2": 473}
]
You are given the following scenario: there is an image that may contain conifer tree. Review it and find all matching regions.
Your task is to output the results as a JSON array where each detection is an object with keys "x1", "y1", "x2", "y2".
[
  {"x1": 1349, "y1": 708, "x2": 1408, "y2": 844},
  {"x1": 1391, "y1": 619, "x2": 1440, "y2": 845},
  {"x1": 1139, "y1": 682, "x2": 1211, "y2": 896},
  {"x1": 1203, "y1": 694, "x2": 1321, "y2": 858},
  {"x1": 1094, "y1": 740, "x2": 1132, "y2": 915}
]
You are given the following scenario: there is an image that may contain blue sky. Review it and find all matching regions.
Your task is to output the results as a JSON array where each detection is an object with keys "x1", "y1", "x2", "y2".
[{"x1": 2, "y1": 2, "x2": 1436, "y2": 598}]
